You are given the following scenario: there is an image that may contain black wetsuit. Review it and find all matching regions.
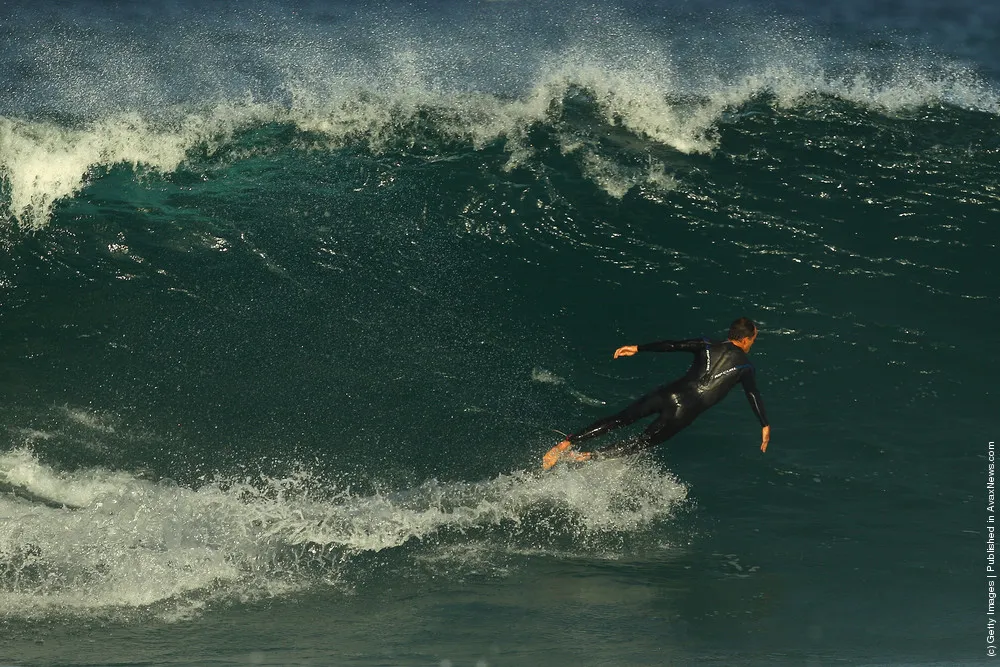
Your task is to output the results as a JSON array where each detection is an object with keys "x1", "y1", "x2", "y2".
[{"x1": 568, "y1": 338, "x2": 768, "y2": 457}]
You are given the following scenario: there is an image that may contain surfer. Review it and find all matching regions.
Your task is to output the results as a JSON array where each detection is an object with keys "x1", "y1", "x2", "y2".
[{"x1": 542, "y1": 317, "x2": 770, "y2": 469}]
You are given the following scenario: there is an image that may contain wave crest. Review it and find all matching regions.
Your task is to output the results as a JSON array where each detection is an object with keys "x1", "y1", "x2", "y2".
[{"x1": 1, "y1": 40, "x2": 995, "y2": 228}]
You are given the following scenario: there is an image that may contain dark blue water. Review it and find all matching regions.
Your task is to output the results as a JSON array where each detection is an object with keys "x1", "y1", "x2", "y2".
[{"x1": 1, "y1": 1, "x2": 997, "y2": 665}]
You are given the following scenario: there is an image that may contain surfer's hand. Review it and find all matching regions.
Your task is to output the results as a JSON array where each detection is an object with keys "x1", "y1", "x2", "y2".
[
  {"x1": 760, "y1": 425, "x2": 771, "y2": 453},
  {"x1": 613, "y1": 345, "x2": 638, "y2": 358}
]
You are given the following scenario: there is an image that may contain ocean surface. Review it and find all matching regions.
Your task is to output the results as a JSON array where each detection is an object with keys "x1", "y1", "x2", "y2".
[{"x1": 0, "y1": 1, "x2": 997, "y2": 665}]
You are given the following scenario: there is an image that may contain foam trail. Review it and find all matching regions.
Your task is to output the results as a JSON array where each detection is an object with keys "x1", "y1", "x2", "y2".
[
  {"x1": 0, "y1": 449, "x2": 685, "y2": 620},
  {"x1": 251, "y1": 459, "x2": 684, "y2": 551}
]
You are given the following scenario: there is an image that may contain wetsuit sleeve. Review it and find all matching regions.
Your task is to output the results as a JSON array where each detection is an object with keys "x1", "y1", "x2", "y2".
[
  {"x1": 635, "y1": 339, "x2": 706, "y2": 353},
  {"x1": 740, "y1": 368, "x2": 769, "y2": 427}
]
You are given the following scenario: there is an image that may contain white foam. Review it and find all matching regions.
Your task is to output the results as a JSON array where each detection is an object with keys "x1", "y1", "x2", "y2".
[
  {"x1": 59, "y1": 405, "x2": 117, "y2": 433},
  {"x1": 0, "y1": 448, "x2": 685, "y2": 620},
  {"x1": 531, "y1": 367, "x2": 564, "y2": 385},
  {"x1": 1, "y1": 14, "x2": 995, "y2": 229},
  {"x1": 0, "y1": 448, "x2": 129, "y2": 507},
  {"x1": 251, "y1": 458, "x2": 686, "y2": 550},
  {"x1": 0, "y1": 103, "x2": 279, "y2": 228},
  {"x1": 0, "y1": 451, "x2": 262, "y2": 618},
  {"x1": 531, "y1": 367, "x2": 605, "y2": 406}
]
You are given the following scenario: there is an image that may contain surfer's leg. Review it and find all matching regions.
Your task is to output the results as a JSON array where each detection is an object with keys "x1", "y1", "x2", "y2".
[
  {"x1": 543, "y1": 392, "x2": 664, "y2": 469},
  {"x1": 594, "y1": 403, "x2": 692, "y2": 458},
  {"x1": 568, "y1": 392, "x2": 664, "y2": 445}
]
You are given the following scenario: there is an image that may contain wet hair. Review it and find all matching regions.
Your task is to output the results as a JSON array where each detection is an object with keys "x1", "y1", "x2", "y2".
[{"x1": 728, "y1": 317, "x2": 757, "y2": 341}]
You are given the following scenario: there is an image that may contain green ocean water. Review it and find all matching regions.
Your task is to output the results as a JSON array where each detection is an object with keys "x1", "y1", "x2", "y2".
[{"x1": 1, "y1": 2, "x2": 999, "y2": 664}]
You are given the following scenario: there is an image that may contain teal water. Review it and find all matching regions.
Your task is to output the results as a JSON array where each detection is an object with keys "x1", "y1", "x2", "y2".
[{"x1": 1, "y1": 1, "x2": 998, "y2": 665}]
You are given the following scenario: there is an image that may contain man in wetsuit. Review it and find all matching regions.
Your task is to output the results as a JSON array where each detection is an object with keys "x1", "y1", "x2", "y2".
[{"x1": 542, "y1": 317, "x2": 770, "y2": 469}]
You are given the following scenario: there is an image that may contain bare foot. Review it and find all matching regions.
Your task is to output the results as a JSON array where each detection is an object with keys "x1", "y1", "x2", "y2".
[{"x1": 542, "y1": 440, "x2": 572, "y2": 470}]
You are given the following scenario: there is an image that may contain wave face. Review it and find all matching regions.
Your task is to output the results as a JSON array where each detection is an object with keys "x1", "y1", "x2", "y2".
[{"x1": 0, "y1": 0, "x2": 995, "y2": 663}]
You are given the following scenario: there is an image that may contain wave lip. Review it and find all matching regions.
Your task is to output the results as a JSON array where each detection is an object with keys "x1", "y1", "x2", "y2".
[
  {"x1": 2, "y1": 16, "x2": 996, "y2": 229},
  {"x1": 0, "y1": 104, "x2": 282, "y2": 228}
]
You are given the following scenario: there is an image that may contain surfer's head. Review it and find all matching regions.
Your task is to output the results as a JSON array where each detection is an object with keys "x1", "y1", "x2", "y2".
[{"x1": 728, "y1": 317, "x2": 758, "y2": 352}]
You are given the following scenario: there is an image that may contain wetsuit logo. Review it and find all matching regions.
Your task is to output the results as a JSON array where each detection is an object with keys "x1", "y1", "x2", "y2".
[{"x1": 710, "y1": 363, "x2": 751, "y2": 381}]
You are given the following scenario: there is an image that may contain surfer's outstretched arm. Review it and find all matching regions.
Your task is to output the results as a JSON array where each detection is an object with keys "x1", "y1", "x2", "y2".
[
  {"x1": 614, "y1": 339, "x2": 706, "y2": 358},
  {"x1": 740, "y1": 370, "x2": 770, "y2": 452}
]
